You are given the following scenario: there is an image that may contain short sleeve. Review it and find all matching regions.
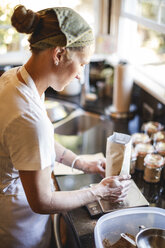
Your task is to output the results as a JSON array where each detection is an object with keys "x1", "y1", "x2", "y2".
[{"x1": 3, "y1": 113, "x2": 55, "y2": 171}]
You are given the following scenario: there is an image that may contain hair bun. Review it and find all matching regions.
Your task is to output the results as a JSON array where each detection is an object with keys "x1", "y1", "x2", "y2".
[{"x1": 11, "y1": 5, "x2": 40, "y2": 34}]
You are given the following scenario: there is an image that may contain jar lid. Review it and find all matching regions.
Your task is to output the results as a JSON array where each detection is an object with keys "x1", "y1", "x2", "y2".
[
  {"x1": 135, "y1": 143, "x2": 154, "y2": 155},
  {"x1": 144, "y1": 153, "x2": 164, "y2": 168},
  {"x1": 141, "y1": 122, "x2": 164, "y2": 134},
  {"x1": 153, "y1": 131, "x2": 165, "y2": 142},
  {"x1": 132, "y1": 133, "x2": 151, "y2": 145},
  {"x1": 155, "y1": 141, "x2": 165, "y2": 152}
]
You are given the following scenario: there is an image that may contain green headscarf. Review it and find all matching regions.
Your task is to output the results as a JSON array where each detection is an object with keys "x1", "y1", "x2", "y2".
[{"x1": 30, "y1": 7, "x2": 94, "y2": 50}]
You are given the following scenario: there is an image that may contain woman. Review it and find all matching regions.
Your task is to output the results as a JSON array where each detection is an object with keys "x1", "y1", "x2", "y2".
[{"x1": 0, "y1": 5, "x2": 131, "y2": 248}]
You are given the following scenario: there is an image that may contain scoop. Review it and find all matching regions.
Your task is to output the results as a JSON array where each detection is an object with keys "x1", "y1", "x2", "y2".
[{"x1": 121, "y1": 225, "x2": 165, "y2": 248}]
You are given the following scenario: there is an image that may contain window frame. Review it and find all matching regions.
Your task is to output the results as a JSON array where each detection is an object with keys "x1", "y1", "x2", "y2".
[
  {"x1": 121, "y1": 0, "x2": 165, "y2": 34},
  {"x1": 113, "y1": 0, "x2": 165, "y2": 104}
]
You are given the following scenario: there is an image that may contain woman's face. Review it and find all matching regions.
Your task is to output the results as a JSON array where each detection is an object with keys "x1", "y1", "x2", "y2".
[{"x1": 50, "y1": 45, "x2": 94, "y2": 91}]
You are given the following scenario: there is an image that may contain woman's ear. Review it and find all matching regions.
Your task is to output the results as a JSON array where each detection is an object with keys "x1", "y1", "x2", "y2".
[{"x1": 52, "y1": 47, "x2": 66, "y2": 65}]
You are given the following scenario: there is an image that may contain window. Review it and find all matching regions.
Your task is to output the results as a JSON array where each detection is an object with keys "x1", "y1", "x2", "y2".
[
  {"x1": 116, "y1": 0, "x2": 165, "y2": 103},
  {"x1": 120, "y1": 0, "x2": 165, "y2": 64},
  {"x1": 0, "y1": 4, "x2": 20, "y2": 54}
]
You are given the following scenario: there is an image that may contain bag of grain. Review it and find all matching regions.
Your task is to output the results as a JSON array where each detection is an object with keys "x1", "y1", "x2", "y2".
[{"x1": 106, "y1": 132, "x2": 132, "y2": 177}]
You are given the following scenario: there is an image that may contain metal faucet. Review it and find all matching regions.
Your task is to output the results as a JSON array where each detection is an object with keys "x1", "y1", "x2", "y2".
[
  {"x1": 80, "y1": 64, "x2": 90, "y2": 107},
  {"x1": 80, "y1": 81, "x2": 86, "y2": 107}
]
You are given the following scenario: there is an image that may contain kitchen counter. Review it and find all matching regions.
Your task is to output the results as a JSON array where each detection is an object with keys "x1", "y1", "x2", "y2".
[
  {"x1": 47, "y1": 90, "x2": 165, "y2": 248},
  {"x1": 53, "y1": 116, "x2": 165, "y2": 248},
  {"x1": 46, "y1": 87, "x2": 113, "y2": 115},
  {"x1": 55, "y1": 172, "x2": 165, "y2": 248}
]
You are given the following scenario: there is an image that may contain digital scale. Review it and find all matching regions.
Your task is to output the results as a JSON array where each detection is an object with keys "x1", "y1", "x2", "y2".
[
  {"x1": 86, "y1": 180, "x2": 149, "y2": 218},
  {"x1": 56, "y1": 174, "x2": 149, "y2": 218}
]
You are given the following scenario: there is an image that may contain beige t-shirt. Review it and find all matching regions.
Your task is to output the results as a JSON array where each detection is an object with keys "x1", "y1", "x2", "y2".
[
  {"x1": 0, "y1": 66, "x2": 55, "y2": 248},
  {"x1": 0, "y1": 66, "x2": 55, "y2": 194}
]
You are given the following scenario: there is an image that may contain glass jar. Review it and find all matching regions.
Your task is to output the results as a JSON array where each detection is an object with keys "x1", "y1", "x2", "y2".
[
  {"x1": 141, "y1": 121, "x2": 164, "y2": 137},
  {"x1": 155, "y1": 141, "x2": 165, "y2": 156},
  {"x1": 155, "y1": 141, "x2": 165, "y2": 181},
  {"x1": 153, "y1": 131, "x2": 165, "y2": 143},
  {"x1": 131, "y1": 133, "x2": 151, "y2": 147},
  {"x1": 135, "y1": 143, "x2": 154, "y2": 171},
  {"x1": 143, "y1": 154, "x2": 164, "y2": 183}
]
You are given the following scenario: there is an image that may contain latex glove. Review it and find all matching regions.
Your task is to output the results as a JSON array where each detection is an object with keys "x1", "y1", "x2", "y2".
[
  {"x1": 90, "y1": 175, "x2": 131, "y2": 203},
  {"x1": 78, "y1": 158, "x2": 106, "y2": 177}
]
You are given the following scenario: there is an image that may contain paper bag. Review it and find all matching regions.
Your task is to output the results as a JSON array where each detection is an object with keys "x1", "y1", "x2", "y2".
[{"x1": 106, "y1": 132, "x2": 132, "y2": 177}]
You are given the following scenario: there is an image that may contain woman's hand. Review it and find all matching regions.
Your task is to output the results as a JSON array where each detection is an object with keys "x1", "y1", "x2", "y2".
[
  {"x1": 19, "y1": 166, "x2": 131, "y2": 213},
  {"x1": 90, "y1": 175, "x2": 131, "y2": 203},
  {"x1": 76, "y1": 158, "x2": 106, "y2": 177},
  {"x1": 55, "y1": 142, "x2": 105, "y2": 177}
]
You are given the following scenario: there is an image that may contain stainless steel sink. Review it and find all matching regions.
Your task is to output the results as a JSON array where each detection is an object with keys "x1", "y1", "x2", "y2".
[
  {"x1": 53, "y1": 108, "x2": 102, "y2": 135},
  {"x1": 47, "y1": 98, "x2": 113, "y2": 155},
  {"x1": 45, "y1": 98, "x2": 78, "y2": 123},
  {"x1": 45, "y1": 98, "x2": 102, "y2": 135}
]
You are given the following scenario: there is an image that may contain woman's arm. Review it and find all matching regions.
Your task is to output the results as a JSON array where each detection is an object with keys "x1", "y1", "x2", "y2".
[
  {"x1": 54, "y1": 141, "x2": 76, "y2": 166},
  {"x1": 19, "y1": 167, "x2": 131, "y2": 214},
  {"x1": 54, "y1": 141, "x2": 105, "y2": 177}
]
